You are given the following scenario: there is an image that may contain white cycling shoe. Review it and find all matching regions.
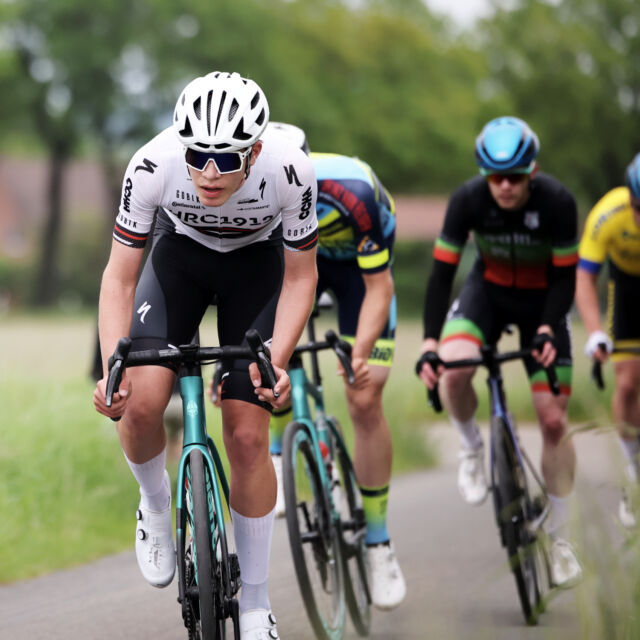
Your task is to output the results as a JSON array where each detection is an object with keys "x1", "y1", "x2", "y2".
[
  {"x1": 240, "y1": 608, "x2": 279, "y2": 639},
  {"x1": 135, "y1": 471, "x2": 176, "y2": 588},
  {"x1": 548, "y1": 537, "x2": 582, "y2": 589},
  {"x1": 272, "y1": 454, "x2": 286, "y2": 518},
  {"x1": 366, "y1": 541, "x2": 407, "y2": 610},
  {"x1": 619, "y1": 488, "x2": 637, "y2": 529},
  {"x1": 457, "y1": 444, "x2": 488, "y2": 505}
]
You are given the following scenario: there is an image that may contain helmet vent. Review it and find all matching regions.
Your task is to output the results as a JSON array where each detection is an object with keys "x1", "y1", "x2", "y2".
[
  {"x1": 229, "y1": 98, "x2": 239, "y2": 121},
  {"x1": 233, "y1": 118, "x2": 252, "y2": 141},
  {"x1": 215, "y1": 91, "x2": 226, "y2": 133},
  {"x1": 250, "y1": 92, "x2": 260, "y2": 109},
  {"x1": 256, "y1": 109, "x2": 265, "y2": 126},
  {"x1": 178, "y1": 118, "x2": 193, "y2": 139},
  {"x1": 206, "y1": 91, "x2": 213, "y2": 135},
  {"x1": 193, "y1": 97, "x2": 201, "y2": 120}
]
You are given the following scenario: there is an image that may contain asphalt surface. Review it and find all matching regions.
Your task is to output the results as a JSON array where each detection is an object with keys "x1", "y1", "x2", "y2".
[{"x1": 0, "y1": 424, "x2": 634, "y2": 639}]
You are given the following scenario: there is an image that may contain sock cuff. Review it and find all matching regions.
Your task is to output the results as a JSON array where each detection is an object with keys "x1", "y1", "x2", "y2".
[{"x1": 231, "y1": 507, "x2": 276, "y2": 537}]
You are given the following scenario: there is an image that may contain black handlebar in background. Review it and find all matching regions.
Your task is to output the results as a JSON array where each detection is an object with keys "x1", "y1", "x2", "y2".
[
  {"x1": 415, "y1": 346, "x2": 560, "y2": 414},
  {"x1": 325, "y1": 329, "x2": 355, "y2": 385}
]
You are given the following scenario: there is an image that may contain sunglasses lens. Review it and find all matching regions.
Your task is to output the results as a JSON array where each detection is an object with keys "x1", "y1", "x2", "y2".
[
  {"x1": 212, "y1": 152, "x2": 243, "y2": 173},
  {"x1": 487, "y1": 173, "x2": 527, "y2": 185},
  {"x1": 184, "y1": 149, "x2": 244, "y2": 173}
]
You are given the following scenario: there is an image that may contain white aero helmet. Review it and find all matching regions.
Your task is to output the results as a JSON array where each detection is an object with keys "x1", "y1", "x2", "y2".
[
  {"x1": 173, "y1": 71, "x2": 269, "y2": 152},
  {"x1": 264, "y1": 121, "x2": 310, "y2": 154}
]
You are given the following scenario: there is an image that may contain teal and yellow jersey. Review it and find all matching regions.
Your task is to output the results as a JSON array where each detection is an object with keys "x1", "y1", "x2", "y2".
[{"x1": 311, "y1": 152, "x2": 396, "y2": 273}]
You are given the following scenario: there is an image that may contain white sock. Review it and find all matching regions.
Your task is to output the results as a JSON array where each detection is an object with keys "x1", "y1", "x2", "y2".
[
  {"x1": 618, "y1": 436, "x2": 640, "y2": 475},
  {"x1": 124, "y1": 449, "x2": 170, "y2": 511},
  {"x1": 231, "y1": 507, "x2": 275, "y2": 613},
  {"x1": 451, "y1": 416, "x2": 483, "y2": 451},
  {"x1": 546, "y1": 492, "x2": 570, "y2": 540}
]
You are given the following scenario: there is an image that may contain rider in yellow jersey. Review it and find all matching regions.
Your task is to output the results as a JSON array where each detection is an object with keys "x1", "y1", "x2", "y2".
[{"x1": 576, "y1": 152, "x2": 640, "y2": 528}]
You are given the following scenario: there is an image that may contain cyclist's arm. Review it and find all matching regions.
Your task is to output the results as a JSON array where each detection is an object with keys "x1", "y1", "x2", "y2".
[
  {"x1": 269, "y1": 246, "x2": 319, "y2": 370},
  {"x1": 353, "y1": 267, "x2": 394, "y2": 361},
  {"x1": 422, "y1": 187, "x2": 471, "y2": 343},
  {"x1": 575, "y1": 268, "x2": 603, "y2": 334},
  {"x1": 98, "y1": 240, "x2": 145, "y2": 376},
  {"x1": 540, "y1": 191, "x2": 579, "y2": 327}
]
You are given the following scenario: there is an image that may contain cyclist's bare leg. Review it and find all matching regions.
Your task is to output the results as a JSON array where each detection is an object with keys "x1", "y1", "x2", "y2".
[
  {"x1": 222, "y1": 399, "x2": 276, "y2": 614},
  {"x1": 438, "y1": 339, "x2": 480, "y2": 423},
  {"x1": 532, "y1": 391, "x2": 574, "y2": 497},
  {"x1": 347, "y1": 365, "x2": 392, "y2": 487},
  {"x1": 117, "y1": 365, "x2": 175, "y2": 462},
  {"x1": 613, "y1": 359, "x2": 640, "y2": 443},
  {"x1": 222, "y1": 399, "x2": 276, "y2": 515}
]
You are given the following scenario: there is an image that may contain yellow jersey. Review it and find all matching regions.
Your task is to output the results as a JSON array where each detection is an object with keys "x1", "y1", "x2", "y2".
[{"x1": 578, "y1": 186, "x2": 640, "y2": 277}]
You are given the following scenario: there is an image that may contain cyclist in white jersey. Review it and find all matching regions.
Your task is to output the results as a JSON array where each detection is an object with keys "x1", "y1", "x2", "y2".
[{"x1": 93, "y1": 71, "x2": 318, "y2": 640}]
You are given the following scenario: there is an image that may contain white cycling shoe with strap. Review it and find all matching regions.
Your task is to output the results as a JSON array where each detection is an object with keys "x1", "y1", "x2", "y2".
[
  {"x1": 457, "y1": 444, "x2": 488, "y2": 506},
  {"x1": 548, "y1": 537, "x2": 582, "y2": 589},
  {"x1": 366, "y1": 541, "x2": 407, "y2": 610},
  {"x1": 135, "y1": 470, "x2": 176, "y2": 588},
  {"x1": 240, "y1": 608, "x2": 279, "y2": 639}
]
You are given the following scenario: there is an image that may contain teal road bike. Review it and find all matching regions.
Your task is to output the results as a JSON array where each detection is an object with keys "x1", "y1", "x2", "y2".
[
  {"x1": 106, "y1": 330, "x2": 276, "y2": 640},
  {"x1": 282, "y1": 301, "x2": 371, "y2": 640}
]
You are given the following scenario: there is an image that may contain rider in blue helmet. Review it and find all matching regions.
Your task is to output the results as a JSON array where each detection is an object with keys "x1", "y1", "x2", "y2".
[
  {"x1": 418, "y1": 115, "x2": 583, "y2": 589},
  {"x1": 475, "y1": 116, "x2": 540, "y2": 174},
  {"x1": 625, "y1": 152, "x2": 640, "y2": 199}
]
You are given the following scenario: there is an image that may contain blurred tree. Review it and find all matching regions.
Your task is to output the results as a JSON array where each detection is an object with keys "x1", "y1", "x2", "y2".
[{"x1": 479, "y1": 0, "x2": 640, "y2": 207}]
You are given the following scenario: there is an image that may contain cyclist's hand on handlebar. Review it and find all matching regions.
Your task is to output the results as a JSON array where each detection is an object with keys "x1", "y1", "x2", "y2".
[
  {"x1": 416, "y1": 339, "x2": 443, "y2": 389},
  {"x1": 531, "y1": 327, "x2": 556, "y2": 368},
  {"x1": 250, "y1": 362, "x2": 290, "y2": 409},
  {"x1": 339, "y1": 356, "x2": 370, "y2": 389},
  {"x1": 585, "y1": 330, "x2": 612, "y2": 363},
  {"x1": 93, "y1": 369, "x2": 132, "y2": 418},
  {"x1": 206, "y1": 377, "x2": 223, "y2": 408}
]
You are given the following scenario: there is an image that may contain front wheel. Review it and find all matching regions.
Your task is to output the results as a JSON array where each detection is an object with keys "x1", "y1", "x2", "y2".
[
  {"x1": 491, "y1": 417, "x2": 543, "y2": 625},
  {"x1": 179, "y1": 448, "x2": 225, "y2": 640},
  {"x1": 282, "y1": 421, "x2": 345, "y2": 640},
  {"x1": 331, "y1": 426, "x2": 371, "y2": 637}
]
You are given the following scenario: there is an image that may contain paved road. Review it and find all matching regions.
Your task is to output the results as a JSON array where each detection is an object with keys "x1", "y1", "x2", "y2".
[{"x1": 0, "y1": 425, "x2": 633, "y2": 639}]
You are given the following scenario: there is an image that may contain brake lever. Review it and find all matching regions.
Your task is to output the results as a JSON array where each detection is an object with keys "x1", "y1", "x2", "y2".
[
  {"x1": 325, "y1": 330, "x2": 355, "y2": 385},
  {"x1": 105, "y1": 337, "x2": 132, "y2": 422},
  {"x1": 245, "y1": 329, "x2": 279, "y2": 397}
]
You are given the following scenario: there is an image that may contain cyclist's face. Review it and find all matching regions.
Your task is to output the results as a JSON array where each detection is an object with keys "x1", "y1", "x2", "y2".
[
  {"x1": 486, "y1": 171, "x2": 534, "y2": 211},
  {"x1": 188, "y1": 142, "x2": 262, "y2": 207}
]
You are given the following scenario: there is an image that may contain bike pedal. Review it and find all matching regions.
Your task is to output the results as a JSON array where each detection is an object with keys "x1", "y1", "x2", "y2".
[{"x1": 229, "y1": 553, "x2": 242, "y2": 595}]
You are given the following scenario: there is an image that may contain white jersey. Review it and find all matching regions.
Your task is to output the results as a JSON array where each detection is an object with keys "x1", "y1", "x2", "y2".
[{"x1": 113, "y1": 126, "x2": 318, "y2": 253}]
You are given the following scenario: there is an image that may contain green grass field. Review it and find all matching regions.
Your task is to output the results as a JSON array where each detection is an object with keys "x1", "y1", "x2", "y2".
[{"x1": 0, "y1": 313, "x2": 616, "y2": 583}]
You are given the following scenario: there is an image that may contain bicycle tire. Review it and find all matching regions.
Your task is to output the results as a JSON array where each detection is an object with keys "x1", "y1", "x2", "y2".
[
  {"x1": 282, "y1": 421, "x2": 345, "y2": 640},
  {"x1": 332, "y1": 431, "x2": 371, "y2": 637},
  {"x1": 189, "y1": 448, "x2": 224, "y2": 640},
  {"x1": 491, "y1": 416, "x2": 542, "y2": 625}
]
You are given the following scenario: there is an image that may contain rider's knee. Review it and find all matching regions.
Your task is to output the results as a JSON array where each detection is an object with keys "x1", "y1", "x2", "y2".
[
  {"x1": 441, "y1": 367, "x2": 474, "y2": 397},
  {"x1": 226, "y1": 423, "x2": 268, "y2": 469},
  {"x1": 540, "y1": 413, "x2": 567, "y2": 446},
  {"x1": 346, "y1": 385, "x2": 383, "y2": 423},
  {"x1": 615, "y1": 379, "x2": 640, "y2": 406}
]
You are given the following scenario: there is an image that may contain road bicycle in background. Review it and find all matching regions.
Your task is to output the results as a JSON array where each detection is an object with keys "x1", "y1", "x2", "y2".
[
  {"x1": 106, "y1": 330, "x2": 276, "y2": 640},
  {"x1": 282, "y1": 299, "x2": 371, "y2": 640},
  {"x1": 417, "y1": 341, "x2": 560, "y2": 625}
]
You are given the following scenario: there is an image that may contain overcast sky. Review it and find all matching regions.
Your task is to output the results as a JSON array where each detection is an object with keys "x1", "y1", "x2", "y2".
[{"x1": 425, "y1": 0, "x2": 492, "y2": 26}]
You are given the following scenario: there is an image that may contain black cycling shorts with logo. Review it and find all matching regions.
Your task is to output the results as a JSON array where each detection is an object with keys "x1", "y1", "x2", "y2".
[{"x1": 130, "y1": 223, "x2": 283, "y2": 410}]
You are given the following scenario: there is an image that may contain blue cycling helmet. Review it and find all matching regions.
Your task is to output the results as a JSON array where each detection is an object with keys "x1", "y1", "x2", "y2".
[
  {"x1": 625, "y1": 152, "x2": 640, "y2": 198},
  {"x1": 475, "y1": 116, "x2": 539, "y2": 173}
]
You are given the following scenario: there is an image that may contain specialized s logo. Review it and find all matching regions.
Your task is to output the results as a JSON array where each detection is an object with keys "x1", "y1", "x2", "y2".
[
  {"x1": 137, "y1": 301, "x2": 151, "y2": 324},
  {"x1": 134, "y1": 158, "x2": 158, "y2": 174},
  {"x1": 284, "y1": 164, "x2": 302, "y2": 187},
  {"x1": 260, "y1": 178, "x2": 267, "y2": 199},
  {"x1": 122, "y1": 178, "x2": 133, "y2": 213}
]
